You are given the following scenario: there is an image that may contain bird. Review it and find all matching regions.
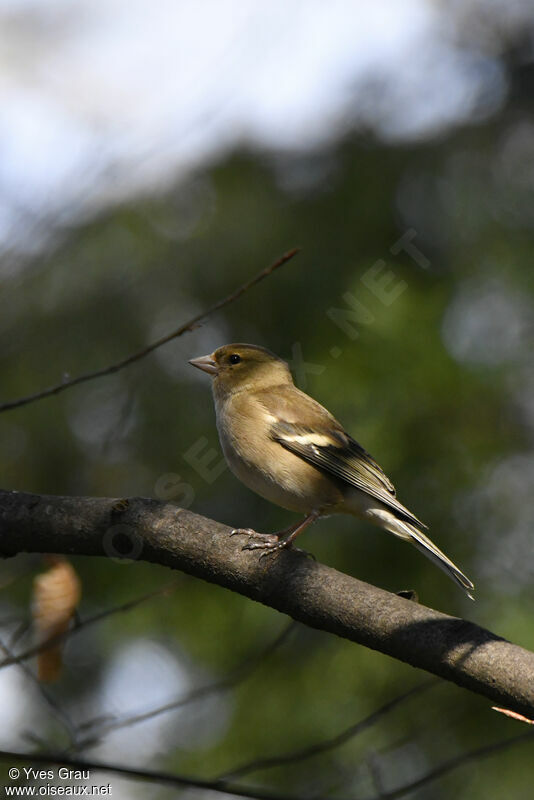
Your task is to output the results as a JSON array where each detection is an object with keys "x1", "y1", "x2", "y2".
[{"x1": 189, "y1": 343, "x2": 474, "y2": 598}]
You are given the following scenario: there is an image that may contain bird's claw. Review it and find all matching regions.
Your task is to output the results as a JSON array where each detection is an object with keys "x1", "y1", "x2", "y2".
[
  {"x1": 230, "y1": 527, "x2": 266, "y2": 540},
  {"x1": 230, "y1": 528, "x2": 282, "y2": 556},
  {"x1": 242, "y1": 536, "x2": 284, "y2": 558},
  {"x1": 230, "y1": 528, "x2": 315, "y2": 561}
]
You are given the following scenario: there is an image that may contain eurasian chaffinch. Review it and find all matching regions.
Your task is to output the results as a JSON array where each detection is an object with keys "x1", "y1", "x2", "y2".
[{"x1": 189, "y1": 343, "x2": 474, "y2": 598}]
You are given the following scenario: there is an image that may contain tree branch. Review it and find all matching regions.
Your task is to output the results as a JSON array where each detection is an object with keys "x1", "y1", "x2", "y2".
[
  {"x1": 0, "y1": 248, "x2": 299, "y2": 413},
  {"x1": 219, "y1": 680, "x2": 435, "y2": 781},
  {"x1": 1, "y1": 489, "x2": 533, "y2": 717},
  {"x1": 0, "y1": 749, "x2": 296, "y2": 800},
  {"x1": 75, "y1": 620, "x2": 296, "y2": 749},
  {"x1": 0, "y1": 579, "x2": 182, "y2": 671},
  {"x1": 376, "y1": 730, "x2": 534, "y2": 800}
]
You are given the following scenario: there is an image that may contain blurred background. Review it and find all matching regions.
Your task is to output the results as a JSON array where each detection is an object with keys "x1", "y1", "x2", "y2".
[{"x1": 1, "y1": 0, "x2": 534, "y2": 797}]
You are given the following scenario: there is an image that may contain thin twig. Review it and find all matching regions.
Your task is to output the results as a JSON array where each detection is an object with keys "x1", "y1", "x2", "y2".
[
  {"x1": 492, "y1": 706, "x2": 534, "y2": 725},
  {"x1": 367, "y1": 751, "x2": 386, "y2": 799},
  {"x1": 1, "y1": 731, "x2": 531, "y2": 800},
  {"x1": 219, "y1": 680, "x2": 435, "y2": 780},
  {"x1": 0, "y1": 637, "x2": 78, "y2": 749},
  {"x1": 0, "y1": 579, "x2": 181, "y2": 671},
  {"x1": 0, "y1": 564, "x2": 37, "y2": 590},
  {"x1": 371, "y1": 730, "x2": 534, "y2": 800},
  {"x1": 7, "y1": 621, "x2": 30, "y2": 650},
  {"x1": 0, "y1": 749, "x2": 304, "y2": 800},
  {"x1": 74, "y1": 620, "x2": 296, "y2": 748},
  {"x1": 0, "y1": 248, "x2": 299, "y2": 413}
]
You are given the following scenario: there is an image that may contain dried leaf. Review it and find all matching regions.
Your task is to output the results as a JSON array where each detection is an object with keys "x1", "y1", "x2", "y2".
[{"x1": 32, "y1": 557, "x2": 81, "y2": 682}]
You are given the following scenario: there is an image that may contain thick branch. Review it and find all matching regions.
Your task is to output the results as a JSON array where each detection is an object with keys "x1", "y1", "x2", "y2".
[{"x1": 1, "y1": 489, "x2": 533, "y2": 716}]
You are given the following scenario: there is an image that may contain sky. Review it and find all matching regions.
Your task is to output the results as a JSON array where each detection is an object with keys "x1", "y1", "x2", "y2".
[
  {"x1": 0, "y1": 0, "x2": 533, "y2": 781},
  {"x1": 0, "y1": 0, "x2": 524, "y2": 256}
]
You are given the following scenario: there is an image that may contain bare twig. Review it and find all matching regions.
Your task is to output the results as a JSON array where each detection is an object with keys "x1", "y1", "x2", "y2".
[
  {"x1": 0, "y1": 637, "x2": 78, "y2": 748},
  {"x1": 75, "y1": 620, "x2": 296, "y2": 748},
  {"x1": 0, "y1": 579, "x2": 181, "y2": 671},
  {"x1": 219, "y1": 680, "x2": 435, "y2": 780},
  {"x1": 492, "y1": 707, "x2": 534, "y2": 725},
  {"x1": 0, "y1": 749, "x2": 303, "y2": 800},
  {"x1": 7, "y1": 620, "x2": 31, "y2": 650},
  {"x1": 0, "y1": 248, "x2": 299, "y2": 413},
  {"x1": 0, "y1": 731, "x2": 532, "y2": 800},
  {"x1": 373, "y1": 730, "x2": 534, "y2": 800},
  {"x1": 0, "y1": 563, "x2": 37, "y2": 590},
  {"x1": 367, "y1": 751, "x2": 387, "y2": 799}
]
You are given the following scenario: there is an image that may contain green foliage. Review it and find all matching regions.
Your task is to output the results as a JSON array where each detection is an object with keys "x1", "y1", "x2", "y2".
[{"x1": 2, "y1": 77, "x2": 534, "y2": 798}]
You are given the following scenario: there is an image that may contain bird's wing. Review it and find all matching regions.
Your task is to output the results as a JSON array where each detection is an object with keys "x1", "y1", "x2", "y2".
[{"x1": 270, "y1": 419, "x2": 426, "y2": 529}]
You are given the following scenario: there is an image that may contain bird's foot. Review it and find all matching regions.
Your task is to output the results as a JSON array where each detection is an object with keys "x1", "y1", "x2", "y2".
[
  {"x1": 242, "y1": 536, "x2": 285, "y2": 556},
  {"x1": 230, "y1": 528, "x2": 287, "y2": 558},
  {"x1": 230, "y1": 527, "x2": 270, "y2": 541},
  {"x1": 233, "y1": 532, "x2": 282, "y2": 558},
  {"x1": 242, "y1": 537, "x2": 315, "y2": 562},
  {"x1": 230, "y1": 527, "x2": 315, "y2": 560}
]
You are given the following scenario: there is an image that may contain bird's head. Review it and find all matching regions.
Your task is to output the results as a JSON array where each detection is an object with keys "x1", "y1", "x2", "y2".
[{"x1": 189, "y1": 343, "x2": 291, "y2": 397}]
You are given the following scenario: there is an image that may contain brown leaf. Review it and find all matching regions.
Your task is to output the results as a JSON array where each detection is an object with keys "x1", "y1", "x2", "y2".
[{"x1": 32, "y1": 557, "x2": 81, "y2": 682}]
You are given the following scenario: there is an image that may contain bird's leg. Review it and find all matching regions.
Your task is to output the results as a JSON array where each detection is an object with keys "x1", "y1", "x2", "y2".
[
  {"x1": 230, "y1": 517, "x2": 305, "y2": 544},
  {"x1": 231, "y1": 519, "x2": 300, "y2": 549},
  {"x1": 239, "y1": 511, "x2": 321, "y2": 556}
]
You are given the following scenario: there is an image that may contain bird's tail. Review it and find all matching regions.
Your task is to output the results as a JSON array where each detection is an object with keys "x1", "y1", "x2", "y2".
[
  {"x1": 395, "y1": 521, "x2": 474, "y2": 599},
  {"x1": 369, "y1": 509, "x2": 475, "y2": 599}
]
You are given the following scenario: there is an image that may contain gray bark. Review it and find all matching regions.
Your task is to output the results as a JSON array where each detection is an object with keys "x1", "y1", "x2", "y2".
[{"x1": 1, "y1": 488, "x2": 533, "y2": 716}]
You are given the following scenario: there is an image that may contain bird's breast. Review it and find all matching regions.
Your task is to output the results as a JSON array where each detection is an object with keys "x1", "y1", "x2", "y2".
[{"x1": 215, "y1": 395, "x2": 342, "y2": 514}]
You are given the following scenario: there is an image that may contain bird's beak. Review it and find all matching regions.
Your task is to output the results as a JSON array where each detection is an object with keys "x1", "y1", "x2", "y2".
[{"x1": 188, "y1": 353, "x2": 218, "y2": 375}]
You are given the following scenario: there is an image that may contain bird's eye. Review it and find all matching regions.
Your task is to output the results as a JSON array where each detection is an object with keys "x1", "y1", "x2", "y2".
[{"x1": 229, "y1": 354, "x2": 241, "y2": 364}]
